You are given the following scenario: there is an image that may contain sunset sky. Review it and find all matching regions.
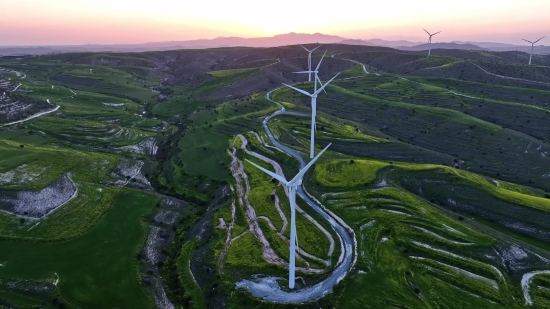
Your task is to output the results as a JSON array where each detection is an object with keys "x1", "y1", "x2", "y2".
[{"x1": 1, "y1": 0, "x2": 549, "y2": 46}]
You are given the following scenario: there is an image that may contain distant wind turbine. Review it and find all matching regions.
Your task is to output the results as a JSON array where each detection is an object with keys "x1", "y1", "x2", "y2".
[
  {"x1": 293, "y1": 50, "x2": 330, "y2": 95},
  {"x1": 424, "y1": 29, "x2": 441, "y2": 56},
  {"x1": 300, "y1": 44, "x2": 321, "y2": 82},
  {"x1": 284, "y1": 64, "x2": 339, "y2": 158},
  {"x1": 522, "y1": 37, "x2": 545, "y2": 65},
  {"x1": 246, "y1": 143, "x2": 332, "y2": 289}
]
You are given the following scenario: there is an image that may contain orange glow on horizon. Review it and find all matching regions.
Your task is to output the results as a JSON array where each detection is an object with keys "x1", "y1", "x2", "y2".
[{"x1": 1, "y1": 0, "x2": 549, "y2": 45}]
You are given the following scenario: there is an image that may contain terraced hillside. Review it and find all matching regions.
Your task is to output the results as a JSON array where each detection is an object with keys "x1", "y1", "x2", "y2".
[
  {"x1": 0, "y1": 55, "x2": 191, "y2": 309},
  {"x1": 1, "y1": 44, "x2": 550, "y2": 309}
]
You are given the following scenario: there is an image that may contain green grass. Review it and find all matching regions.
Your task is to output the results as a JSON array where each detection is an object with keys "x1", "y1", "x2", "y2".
[
  {"x1": 314, "y1": 160, "x2": 387, "y2": 188},
  {"x1": 305, "y1": 181, "x2": 507, "y2": 307},
  {"x1": 0, "y1": 139, "x2": 117, "y2": 190},
  {"x1": 179, "y1": 128, "x2": 232, "y2": 180},
  {"x1": 153, "y1": 67, "x2": 261, "y2": 118},
  {"x1": 314, "y1": 157, "x2": 550, "y2": 212},
  {"x1": 208, "y1": 68, "x2": 258, "y2": 78},
  {"x1": 177, "y1": 241, "x2": 206, "y2": 309},
  {"x1": 226, "y1": 232, "x2": 273, "y2": 271},
  {"x1": 177, "y1": 94, "x2": 277, "y2": 180},
  {"x1": 0, "y1": 184, "x2": 117, "y2": 241},
  {"x1": 0, "y1": 190, "x2": 158, "y2": 309}
]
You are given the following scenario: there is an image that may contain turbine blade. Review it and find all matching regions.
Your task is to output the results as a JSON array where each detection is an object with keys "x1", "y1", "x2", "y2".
[
  {"x1": 311, "y1": 45, "x2": 322, "y2": 52},
  {"x1": 283, "y1": 83, "x2": 313, "y2": 97},
  {"x1": 522, "y1": 39, "x2": 534, "y2": 44},
  {"x1": 424, "y1": 28, "x2": 431, "y2": 35},
  {"x1": 433, "y1": 31, "x2": 441, "y2": 36},
  {"x1": 293, "y1": 71, "x2": 313, "y2": 74},
  {"x1": 300, "y1": 44, "x2": 311, "y2": 52},
  {"x1": 289, "y1": 143, "x2": 332, "y2": 184},
  {"x1": 245, "y1": 159, "x2": 289, "y2": 185},
  {"x1": 314, "y1": 73, "x2": 340, "y2": 96},
  {"x1": 315, "y1": 50, "x2": 328, "y2": 72},
  {"x1": 534, "y1": 36, "x2": 545, "y2": 44},
  {"x1": 316, "y1": 75, "x2": 328, "y2": 95}
]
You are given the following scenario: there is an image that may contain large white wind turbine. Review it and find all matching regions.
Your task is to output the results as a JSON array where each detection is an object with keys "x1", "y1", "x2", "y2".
[
  {"x1": 424, "y1": 29, "x2": 441, "y2": 56},
  {"x1": 300, "y1": 44, "x2": 321, "y2": 82},
  {"x1": 522, "y1": 37, "x2": 545, "y2": 65},
  {"x1": 246, "y1": 143, "x2": 332, "y2": 289},
  {"x1": 283, "y1": 67, "x2": 340, "y2": 159}
]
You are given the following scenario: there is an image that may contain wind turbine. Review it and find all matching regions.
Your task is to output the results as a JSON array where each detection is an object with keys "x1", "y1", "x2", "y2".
[
  {"x1": 522, "y1": 37, "x2": 545, "y2": 65},
  {"x1": 294, "y1": 50, "x2": 329, "y2": 96},
  {"x1": 246, "y1": 143, "x2": 331, "y2": 289},
  {"x1": 424, "y1": 29, "x2": 441, "y2": 56},
  {"x1": 283, "y1": 69, "x2": 340, "y2": 159},
  {"x1": 300, "y1": 44, "x2": 321, "y2": 82}
]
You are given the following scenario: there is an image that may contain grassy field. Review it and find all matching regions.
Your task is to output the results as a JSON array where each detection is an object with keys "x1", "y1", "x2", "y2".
[
  {"x1": 0, "y1": 54, "x2": 168, "y2": 308},
  {"x1": 0, "y1": 191, "x2": 158, "y2": 308},
  {"x1": 3, "y1": 45, "x2": 550, "y2": 308},
  {"x1": 305, "y1": 168, "x2": 522, "y2": 308},
  {"x1": 271, "y1": 76, "x2": 550, "y2": 193},
  {"x1": 177, "y1": 93, "x2": 278, "y2": 180}
]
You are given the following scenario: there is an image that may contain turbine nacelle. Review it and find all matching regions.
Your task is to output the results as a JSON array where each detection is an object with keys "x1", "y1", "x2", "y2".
[
  {"x1": 522, "y1": 37, "x2": 545, "y2": 65},
  {"x1": 246, "y1": 143, "x2": 331, "y2": 188},
  {"x1": 300, "y1": 44, "x2": 321, "y2": 54},
  {"x1": 424, "y1": 29, "x2": 441, "y2": 56},
  {"x1": 283, "y1": 73, "x2": 340, "y2": 98},
  {"x1": 522, "y1": 36, "x2": 545, "y2": 45},
  {"x1": 300, "y1": 44, "x2": 322, "y2": 82}
]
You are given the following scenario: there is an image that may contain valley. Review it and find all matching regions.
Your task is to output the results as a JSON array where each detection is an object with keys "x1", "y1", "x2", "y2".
[{"x1": 1, "y1": 44, "x2": 550, "y2": 308}]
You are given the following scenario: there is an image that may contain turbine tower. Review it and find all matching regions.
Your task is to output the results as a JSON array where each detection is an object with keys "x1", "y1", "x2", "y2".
[
  {"x1": 300, "y1": 44, "x2": 321, "y2": 82},
  {"x1": 246, "y1": 143, "x2": 332, "y2": 289},
  {"x1": 424, "y1": 29, "x2": 441, "y2": 56},
  {"x1": 522, "y1": 37, "x2": 545, "y2": 65},
  {"x1": 283, "y1": 66, "x2": 340, "y2": 158}
]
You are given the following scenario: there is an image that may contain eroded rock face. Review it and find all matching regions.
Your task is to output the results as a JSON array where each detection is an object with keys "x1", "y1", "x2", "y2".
[
  {"x1": 0, "y1": 173, "x2": 77, "y2": 218},
  {"x1": 154, "y1": 210, "x2": 180, "y2": 226},
  {"x1": 118, "y1": 137, "x2": 159, "y2": 156},
  {"x1": 144, "y1": 226, "x2": 174, "y2": 266},
  {"x1": 100, "y1": 158, "x2": 153, "y2": 191},
  {"x1": 159, "y1": 196, "x2": 189, "y2": 209}
]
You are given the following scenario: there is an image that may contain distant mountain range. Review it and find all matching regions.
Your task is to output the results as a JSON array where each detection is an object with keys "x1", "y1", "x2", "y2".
[
  {"x1": 1, "y1": 32, "x2": 549, "y2": 56},
  {"x1": 400, "y1": 42, "x2": 489, "y2": 51}
]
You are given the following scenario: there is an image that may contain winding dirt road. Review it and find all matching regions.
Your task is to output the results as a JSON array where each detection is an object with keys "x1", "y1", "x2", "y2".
[{"x1": 235, "y1": 88, "x2": 356, "y2": 303}]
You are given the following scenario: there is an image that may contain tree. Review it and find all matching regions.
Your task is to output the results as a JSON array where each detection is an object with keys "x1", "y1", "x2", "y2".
[{"x1": 19, "y1": 145, "x2": 24, "y2": 148}]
